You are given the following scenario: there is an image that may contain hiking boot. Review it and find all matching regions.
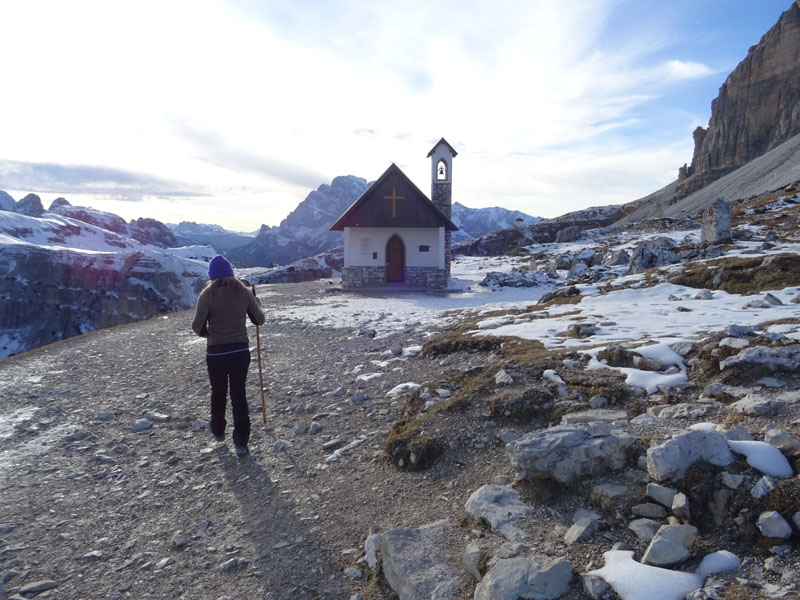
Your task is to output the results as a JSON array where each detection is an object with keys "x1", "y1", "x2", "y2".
[
  {"x1": 235, "y1": 445, "x2": 249, "y2": 456},
  {"x1": 213, "y1": 433, "x2": 224, "y2": 443}
]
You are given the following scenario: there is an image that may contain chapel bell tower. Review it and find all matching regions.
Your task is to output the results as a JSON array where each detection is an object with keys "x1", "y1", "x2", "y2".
[{"x1": 427, "y1": 137, "x2": 457, "y2": 275}]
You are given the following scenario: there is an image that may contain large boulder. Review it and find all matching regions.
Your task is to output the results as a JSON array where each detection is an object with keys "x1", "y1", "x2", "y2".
[
  {"x1": 507, "y1": 425, "x2": 638, "y2": 484},
  {"x1": 474, "y1": 556, "x2": 573, "y2": 600},
  {"x1": 646, "y1": 430, "x2": 733, "y2": 482},
  {"x1": 701, "y1": 199, "x2": 732, "y2": 246},
  {"x1": 380, "y1": 522, "x2": 472, "y2": 600},
  {"x1": 627, "y1": 237, "x2": 679, "y2": 273}
]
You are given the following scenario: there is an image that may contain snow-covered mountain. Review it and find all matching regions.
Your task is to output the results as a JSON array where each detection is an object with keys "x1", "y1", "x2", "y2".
[
  {"x1": 228, "y1": 175, "x2": 541, "y2": 267},
  {"x1": 450, "y1": 201, "x2": 540, "y2": 242},
  {"x1": 228, "y1": 175, "x2": 370, "y2": 267},
  {"x1": 170, "y1": 221, "x2": 256, "y2": 251},
  {"x1": 0, "y1": 208, "x2": 214, "y2": 359}
]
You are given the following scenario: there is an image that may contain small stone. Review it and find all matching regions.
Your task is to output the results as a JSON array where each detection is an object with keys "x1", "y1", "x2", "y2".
[
  {"x1": 343, "y1": 567, "x2": 362, "y2": 579},
  {"x1": 219, "y1": 558, "x2": 246, "y2": 572},
  {"x1": 154, "y1": 558, "x2": 171, "y2": 570},
  {"x1": 646, "y1": 483, "x2": 678, "y2": 508},
  {"x1": 350, "y1": 392, "x2": 367, "y2": 406},
  {"x1": 173, "y1": 532, "x2": 189, "y2": 548},
  {"x1": 436, "y1": 389, "x2": 452, "y2": 398},
  {"x1": 83, "y1": 550, "x2": 103, "y2": 559},
  {"x1": 672, "y1": 493, "x2": 691, "y2": 523},
  {"x1": 272, "y1": 440, "x2": 290, "y2": 452},
  {"x1": 757, "y1": 511, "x2": 792, "y2": 539},
  {"x1": 642, "y1": 525, "x2": 698, "y2": 566},
  {"x1": 294, "y1": 424, "x2": 308, "y2": 435},
  {"x1": 564, "y1": 517, "x2": 598, "y2": 546},
  {"x1": 131, "y1": 419, "x2": 153, "y2": 433},
  {"x1": 17, "y1": 580, "x2": 59, "y2": 595},
  {"x1": 464, "y1": 541, "x2": 482, "y2": 582},
  {"x1": 628, "y1": 518, "x2": 660, "y2": 542},
  {"x1": 495, "y1": 369, "x2": 514, "y2": 385},
  {"x1": 752, "y1": 476, "x2": 776, "y2": 498},
  {"x1": 97, "y1": 411, "x2": 115, "y2": 421},
  {"x1": 632, "y1": 503, "x2": 668, "y2": 519},
  {"x1": 309, "y1": 422, "x2": 323, "y2": 435},
  {"x1": 722, "y1": 472, "x2": 745, "y2": 490}
]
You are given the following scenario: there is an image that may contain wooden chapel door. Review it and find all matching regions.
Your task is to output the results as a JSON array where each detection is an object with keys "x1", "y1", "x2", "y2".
[{"x1": 386, "y1": 234, "x2": 405, "y2": 282}]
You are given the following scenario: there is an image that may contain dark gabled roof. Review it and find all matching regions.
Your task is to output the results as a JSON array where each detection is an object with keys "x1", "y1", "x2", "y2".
[
  {"x1": 426, "y1": 137, "x2": 458, "y2": 158},
  {"x1": 330, "y1": 163, "x2": 458, "y2": 231}
]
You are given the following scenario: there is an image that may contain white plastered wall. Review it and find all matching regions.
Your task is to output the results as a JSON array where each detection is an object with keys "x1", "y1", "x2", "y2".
[{"x1": 343, "y1": 227, "x2": 445, "y2": 268}]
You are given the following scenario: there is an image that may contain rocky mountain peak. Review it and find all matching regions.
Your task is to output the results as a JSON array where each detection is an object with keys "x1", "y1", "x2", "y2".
[
  {"x1": 0, "y1": 190, "x2": 16, "y2": 212},
  {"x1": 128, "y1": 217, "x2": 180, "y2": 248},
  {"x1": 48, "y1": 197, "x2": 71, "y2": 210},
  {"x1": 16, "y1": 193, "x2": 45, "y2": 217},
  {"x1": 682, "y1": 1, "x2": 800, "y2": 193}
]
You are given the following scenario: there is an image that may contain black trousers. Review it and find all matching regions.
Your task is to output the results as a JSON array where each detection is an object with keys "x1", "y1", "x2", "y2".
[{"x1": 206, "y1": 350, "x2": 251, "y2": 447}]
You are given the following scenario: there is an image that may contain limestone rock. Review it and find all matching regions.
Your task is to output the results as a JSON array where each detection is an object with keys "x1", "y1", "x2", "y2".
[
  {"x1": 380, "y1": 522, "x2": 471, "y2": 600},
  {"x1": 701, "y1": 199, "x2": 732, "y2": 246},
  {"x1": 672, "y1": 493, "x2": 691, "y2": 523},
  {"x1": 474, "y1": 556, "x2": 573, "y2": 600},
  {"x1": 627, "y1": 237, "x2": 679, "y2": 273},
  {"x1": 764, "y1": 429, "x2": 800, "y2": 457},
  {"x1": 727, "y1": 395, "x2": 783, "y2": 417},
  {"x1": 628, "y1": 518, "x2": 660, "y2": 542},
  {"x1": 464, "y1": 485, "x2": 533, "y2": 541},
  {"x1": 756, "y1": 511, "x2": 793, "y2": 539},
  {"x1": 508, "y1": 425, "x2": 638, "y2": 484},
  {"x1": 646, "y1": 483, "x2": 678, "y2": 508},
  {"x1": 647, "y1": 430, "x2": 733, "y2": 482},
  {"x1": 642, "y1": 525, "x2": 698, "y2": 566},
  {"x1": 564, "y1": 517, "x2": 598, "y2": 546},
  {"x1": 463, "y1": 542, "x2": 482, "y2": 582},
  {"x1": 720, "y1": 346, "x2": 800, "y2": 374},
  {"x1": 631, "y1": 503, "x2": 667, "y2": 519}
]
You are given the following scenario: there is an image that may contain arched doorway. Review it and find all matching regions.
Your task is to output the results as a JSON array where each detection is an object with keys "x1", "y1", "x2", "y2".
[{"x1": 386, "y1": 234, "x2": 405, "y2": 283}]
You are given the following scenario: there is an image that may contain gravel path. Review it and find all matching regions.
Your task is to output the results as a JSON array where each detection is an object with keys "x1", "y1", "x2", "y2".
[{"x1": 0, "y1": 281, "x2": 492, "y2": 600}]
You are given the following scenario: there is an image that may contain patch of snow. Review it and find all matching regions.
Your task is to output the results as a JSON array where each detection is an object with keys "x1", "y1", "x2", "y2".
[
  {"x1": 727, "y1": 440, "x2": 794, "y2": 478},
  {"x1": 588, "y1": 550, "x2": 703, "y2": 600}
]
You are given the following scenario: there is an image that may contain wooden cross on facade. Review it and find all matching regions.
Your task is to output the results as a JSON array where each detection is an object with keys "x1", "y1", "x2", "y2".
[{"x1": 383, "y1": 186, "x2": 404, "y2": 218}]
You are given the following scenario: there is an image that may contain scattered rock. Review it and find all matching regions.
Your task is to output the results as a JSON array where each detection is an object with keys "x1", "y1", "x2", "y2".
[
  {"x1": 464, "y1": 485, "x2": 533, "y2": 542},
  {"x1": 642, "y1": 524, "x2": 698, "y2": 566},
  {"x1": 647, "y1": 430, "x2": 733, "y2": 482},
  {"x1": 474, "y1": 556, "x2": 573, "y2": 600},
  {"x1": 756, "y1": 511, "x2": 793, "y2": 539}
]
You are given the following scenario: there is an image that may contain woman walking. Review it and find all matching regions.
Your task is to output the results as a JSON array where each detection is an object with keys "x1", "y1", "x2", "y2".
[{"x1": 192, "y1": 255, "x2": 265, "y2": 456}]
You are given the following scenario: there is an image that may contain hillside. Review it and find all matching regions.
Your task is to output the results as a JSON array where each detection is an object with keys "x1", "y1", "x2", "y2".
[
  {"x1": 615, "y1": 0, "x2": 800, "y2": 227},
  {"x1": 0, "y1": 208, "x2": 213, "y2": 359}
]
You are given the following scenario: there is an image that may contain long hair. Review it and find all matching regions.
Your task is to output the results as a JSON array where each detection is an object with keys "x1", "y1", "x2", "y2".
[{"x1": 201, "y1": 276, "x2": 247, "y2": 299}]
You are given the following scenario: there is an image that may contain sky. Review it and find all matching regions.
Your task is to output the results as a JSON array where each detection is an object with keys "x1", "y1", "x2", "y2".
[{"x1": 0, "y1": 0, "x2": 793, "y2": 232}]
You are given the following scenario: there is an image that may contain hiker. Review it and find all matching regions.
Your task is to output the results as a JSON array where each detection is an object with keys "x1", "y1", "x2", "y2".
[{"x1": 192, "y1": 254, "x2": 265, "y2": 456}]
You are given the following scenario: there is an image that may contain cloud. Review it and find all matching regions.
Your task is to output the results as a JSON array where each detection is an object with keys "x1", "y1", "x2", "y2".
[
  {"x1": 0, "y1": 159, "x2": 205, "y2": 201},
  {"x1": 168, "y1": 119, "x2": 327, "y2": 190}
]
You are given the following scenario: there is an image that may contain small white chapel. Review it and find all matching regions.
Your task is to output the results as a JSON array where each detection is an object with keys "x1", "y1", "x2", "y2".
[{"x1": 330, "y1": 138, "x2": 459, "y2": 289}]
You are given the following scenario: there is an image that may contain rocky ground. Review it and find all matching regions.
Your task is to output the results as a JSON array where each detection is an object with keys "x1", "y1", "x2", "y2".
[
  {"x1": 0, "y1": 280, "x2": 510, "y2": 600},
  {"x1": 3, "y1": 241, "x2": 800, "y2": 599}
]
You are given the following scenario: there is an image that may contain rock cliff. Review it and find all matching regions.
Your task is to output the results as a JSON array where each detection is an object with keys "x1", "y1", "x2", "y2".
[{"x1": 682, "y1": 1, "x2": 800, "y2": 194}]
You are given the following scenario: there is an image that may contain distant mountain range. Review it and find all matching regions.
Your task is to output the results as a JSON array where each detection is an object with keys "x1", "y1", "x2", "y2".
[{"x1": 224, "y1": 175, "x2": 540, "y2": 267}]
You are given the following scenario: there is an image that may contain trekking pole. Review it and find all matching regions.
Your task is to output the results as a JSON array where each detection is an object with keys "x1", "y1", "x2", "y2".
[{"x1": 251, "y1": 283, "x2": 267, "y2": 426}]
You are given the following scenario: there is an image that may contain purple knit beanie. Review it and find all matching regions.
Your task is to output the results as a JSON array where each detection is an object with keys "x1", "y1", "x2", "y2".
[{"x1": 208, "y1": 255, "x2": 234, "y2": 280}]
